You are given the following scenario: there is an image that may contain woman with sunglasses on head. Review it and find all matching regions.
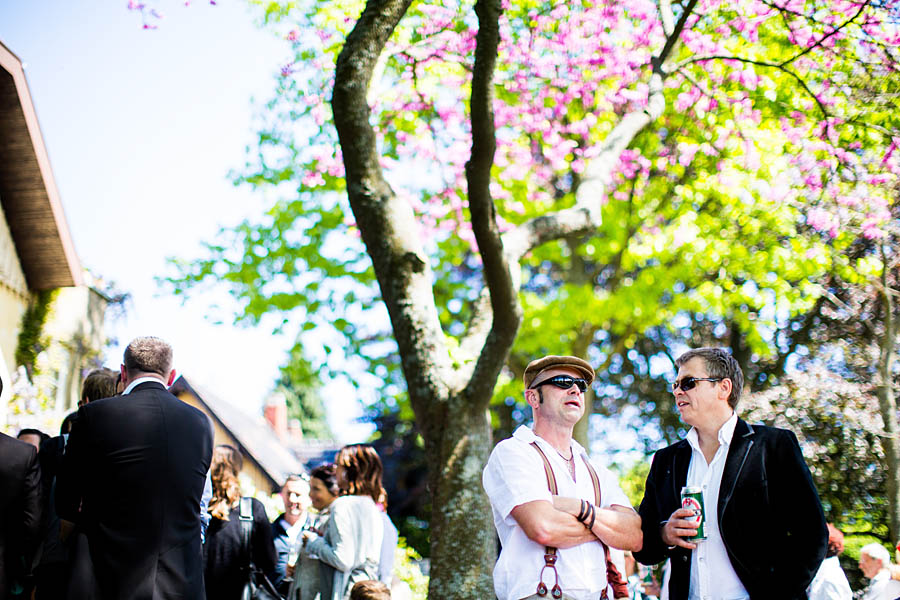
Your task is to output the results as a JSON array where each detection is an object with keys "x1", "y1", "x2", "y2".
[{"x1": 303, "y1": 445, "x2": 385, "y2": 600}]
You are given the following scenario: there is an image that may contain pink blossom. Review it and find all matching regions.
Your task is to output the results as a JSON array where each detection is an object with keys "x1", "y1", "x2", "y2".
[{"x1": 677, "y1": 142, "x2": 699, "y2": 167}]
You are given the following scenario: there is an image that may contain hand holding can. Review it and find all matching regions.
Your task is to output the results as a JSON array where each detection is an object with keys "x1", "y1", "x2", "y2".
[{"x1": 680, "y1": 486, "x2": 707, "y2": 542}]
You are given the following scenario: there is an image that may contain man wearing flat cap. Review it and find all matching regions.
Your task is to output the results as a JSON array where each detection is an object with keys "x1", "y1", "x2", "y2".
[{"x1": 483, "y1": 355, "x2": 642, "y2": 600}]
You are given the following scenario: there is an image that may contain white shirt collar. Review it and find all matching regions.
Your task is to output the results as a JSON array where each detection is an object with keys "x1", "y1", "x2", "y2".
[
  {"x1": 686, "y1": 411, "x2": 738, "y2": 452},
  {"x1": 123, "y1": 376, "x2": 166, "y2": 395},
  {"x1": 513, "y1": 424, "x2": 587, "y2": 458}
]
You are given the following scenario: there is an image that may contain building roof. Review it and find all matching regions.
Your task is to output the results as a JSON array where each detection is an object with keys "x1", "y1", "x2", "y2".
[
  {"x1": 0, "y1": 40, "x2": 81, "y2": 290},
  {"x1": 170, "y1": 375, "x2": 303, "y2": 493},
  {"x1": 291, "y1": 439, "x2": 343, "y2": 472}
]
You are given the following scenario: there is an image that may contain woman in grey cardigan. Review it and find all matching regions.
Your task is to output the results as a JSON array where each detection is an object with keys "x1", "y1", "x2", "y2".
[{"x1": 303, "y1": 444, "x2": 385, "y2": 600}]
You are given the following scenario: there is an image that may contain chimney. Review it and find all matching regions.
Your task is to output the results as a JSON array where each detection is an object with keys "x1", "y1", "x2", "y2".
[{"x1": 263, "y1": 391, "x2": 288, "y2": 438}]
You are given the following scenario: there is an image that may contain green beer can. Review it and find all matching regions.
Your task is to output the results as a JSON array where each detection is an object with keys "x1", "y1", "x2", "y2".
[{"x1": 680, "y1": 485, "x2": 707, "y2": 541}]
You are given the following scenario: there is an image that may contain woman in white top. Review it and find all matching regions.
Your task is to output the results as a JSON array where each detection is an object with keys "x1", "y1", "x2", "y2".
[{"x1": 303, "y1": 444, "x2": 385, "y2": 600}]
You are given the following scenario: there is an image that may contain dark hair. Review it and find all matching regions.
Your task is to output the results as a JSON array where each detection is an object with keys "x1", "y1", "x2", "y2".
[
  {"x1": 675, "y1": 347, "x2": 744, "y2": 409},
  {"x1": 310, "y1": 463, "x2": 340, "y2": 496},
  {"x1": 335, "y1": 444, "x2": 386, "y2": 505},
  {"x1": 17, "y1": 428, "x2": 49, "y2": 443},
  {"x1": 209, "y1": 445, "x2": 243, "y2": 521},
  {"x1": 123, "y1": 336, "x2": 173, "y2": 378},
  {"x1": 60, "y1": 412, "x2": 78, "y2": 435},
  {"x1": 81, "y1": 368, "x2": 118, "y2": 403},
  {"x1": 350, "y1": 580, "x2": 390, "y2": 600}
]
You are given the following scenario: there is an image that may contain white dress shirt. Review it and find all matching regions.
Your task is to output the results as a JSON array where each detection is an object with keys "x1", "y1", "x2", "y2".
[
  {"x1": 482, "y1": 425, "x2": 632, "y2": 600},
  {"x1": 685, "y1": 412, "x2": 749, "y2": 600},
  {"x1": 863, "y1": 569, "x2": 900, "y2": 600},
  {"x1": 808, "y1": 556, "x2": 851, "y2": 600}
]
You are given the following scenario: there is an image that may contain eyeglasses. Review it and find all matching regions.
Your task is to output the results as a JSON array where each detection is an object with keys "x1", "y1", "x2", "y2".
[
  {"x1": 671, "y1": 376, "x2": 722, "y2": 392},
  {"x1": 530, "y1": 375, "x2": 588, "y2": 393}
]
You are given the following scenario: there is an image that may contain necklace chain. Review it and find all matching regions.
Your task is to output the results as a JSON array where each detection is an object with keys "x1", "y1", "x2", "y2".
[{"x1": 556, "y1": 447, "x2": 574, "y2": 462}]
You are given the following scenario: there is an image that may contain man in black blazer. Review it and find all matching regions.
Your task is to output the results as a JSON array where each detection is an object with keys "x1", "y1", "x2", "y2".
[
  {"x1": 0, "y1": 428, "x2": 42, "y2": 600},
  {"x1": 634, "y1": 347, "x2": 827, "y2": 600},
  {"x1": 56, "y1": 336, "x2": 213, "y2": 600}
]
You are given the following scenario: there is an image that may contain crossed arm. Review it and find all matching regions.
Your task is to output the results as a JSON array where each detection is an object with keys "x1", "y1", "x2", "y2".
[{"x1": 511, "y1": 496, "x2": 642, "y2": 551}]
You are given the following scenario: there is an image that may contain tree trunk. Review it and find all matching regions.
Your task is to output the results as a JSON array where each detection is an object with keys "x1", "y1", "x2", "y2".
[
  {"x1": 423, "y1": 399, "x2": 496, "y2": 598},
  {"x1": 329, "y1": 1, "x2": 701, "y2": 595},
  {"x1": 877, "y1": 245, "x2": 900, "y2": 543}
]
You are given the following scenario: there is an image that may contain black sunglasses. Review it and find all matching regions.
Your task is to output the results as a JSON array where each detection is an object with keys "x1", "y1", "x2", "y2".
[
  {"x1": 671, "y1": 376, "x2": 722, "y2": 392},
  {"x1": 530, "y1": 375, "x2": 588, "y2": 393}
]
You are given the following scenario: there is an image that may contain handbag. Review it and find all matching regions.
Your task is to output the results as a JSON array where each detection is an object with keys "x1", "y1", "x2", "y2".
[
  {"x1": 530, "y1": 442, "x2": 630, "y2": 600},
  {"x1": 238, "y1": 497, "x2": 283, "y2": 600}
]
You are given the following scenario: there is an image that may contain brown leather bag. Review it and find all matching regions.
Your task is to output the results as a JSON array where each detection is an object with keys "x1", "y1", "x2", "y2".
[{"x1": 530, "y1": 442, "x2": 630, "y2": 600}]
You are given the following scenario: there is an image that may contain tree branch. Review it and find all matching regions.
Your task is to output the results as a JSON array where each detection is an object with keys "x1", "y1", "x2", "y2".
[
  {"x1": 672, "y1": 54, "x2": 830, "y2": 117},
  {"x1": 502, "y1": 0, "x2": 700, "y2": 261},
  {"x1": 332, "y1": 0, "x2": 453, "y2": 414},
  {"x1": 462, "y1": 0, "x2": 520, "y2": 404}
]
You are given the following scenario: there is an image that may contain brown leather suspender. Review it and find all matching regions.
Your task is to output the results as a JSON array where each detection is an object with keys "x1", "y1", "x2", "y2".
[
  {"x1": 530, "y1": 442, "x2": 629, "y2": 600},
  {"x1": 531, "y1": 442, "x2": 564, "y2": 599}
]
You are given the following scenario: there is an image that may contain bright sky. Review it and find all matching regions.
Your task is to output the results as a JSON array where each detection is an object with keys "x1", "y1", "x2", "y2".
[{"x1": 0, "y1": 0, "x2": 371, "y2": 442}]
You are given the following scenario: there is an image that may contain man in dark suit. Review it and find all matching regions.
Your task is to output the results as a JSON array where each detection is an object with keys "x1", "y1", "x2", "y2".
[
  {"x1": 56, "y1": 336, "x2": 213, "y2": 600},
  {"x1": 634, "y1": 347, "x2": 827, "y2": 600},
  {"x1": 0, "y1": 421, "x2": 42, "y2": 600}
]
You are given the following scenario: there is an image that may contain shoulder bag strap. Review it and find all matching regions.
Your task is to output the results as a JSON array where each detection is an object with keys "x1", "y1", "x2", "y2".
[
  {"x1": 239, "y1": 497, "x2": 254, "y2": 571},
  {"x1": 530, "y1": 442, "x2": 562, "y2": 599},
  {"x1": 581, "y1": 456, "x2": 629, "y2": 600}
]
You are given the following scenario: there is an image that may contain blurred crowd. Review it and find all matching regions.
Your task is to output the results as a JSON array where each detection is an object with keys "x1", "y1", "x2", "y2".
[{"x1": 0, "y1": 337, "x2": 403, "y2": 600}]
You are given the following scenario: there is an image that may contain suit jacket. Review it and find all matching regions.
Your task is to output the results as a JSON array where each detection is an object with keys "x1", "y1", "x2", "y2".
[
  {"x1": 633, "y1": 418, "x2": 827, "y2": 600},
  {"x1": 56, "y1": 381, "x2": 213, "y2": 600},
  {"x1": 0, "y1": 433, "x2": 42, "y2": 600}
]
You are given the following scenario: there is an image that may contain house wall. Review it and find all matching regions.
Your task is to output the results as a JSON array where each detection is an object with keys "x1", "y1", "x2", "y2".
[
  {"x1": 177, "y1": 391, "x2": 279, "y2": 495},
  {"x1": 42, "y1": 286, "x2": 110, "y2": 411},
  {"x1": 0, "y1": 197, "x2": 29, "y2": 377},
  {"x1": 0, "y1": 198, "x2": 29, "y2": 425}
]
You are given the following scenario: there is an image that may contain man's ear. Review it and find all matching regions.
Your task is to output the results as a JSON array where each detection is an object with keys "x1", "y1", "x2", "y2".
[
  {"x1": 719, "y1": 378, "x2": 733, "y2": 401},
  {"x1": 166, "y1": 369, "x2": 177, "y2": 387},
  {"x1": 525, "y1": 389, "x2": 539, "y2": 410},
  {"x1": 120, "y1": 364, "x2": 128, "y2": 387}
]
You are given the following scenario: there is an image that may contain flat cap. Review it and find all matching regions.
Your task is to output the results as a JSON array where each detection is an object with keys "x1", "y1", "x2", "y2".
[{"x1": 523, "y1": 355, "x2": 595, "y2": 389}]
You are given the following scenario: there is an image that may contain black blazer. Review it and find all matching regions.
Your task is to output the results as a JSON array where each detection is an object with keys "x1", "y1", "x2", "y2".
[
  {"x1": 56, "y1": 381, "x2": 214, "y2": 600},
  {"x1": 203, "y1": 498, "x2": 277, "y2": 600},
  {"x1": 0, "y1": 433, "x2": 42, "y2": 600},
  {"x1": 633, "y1": 418, "x2": 827, "y2": 600}
]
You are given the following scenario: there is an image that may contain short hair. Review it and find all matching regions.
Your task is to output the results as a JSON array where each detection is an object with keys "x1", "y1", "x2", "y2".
[
  {"x1": 17, "y1": 428, "x2": 48, "y2": 442},
  {"x1": 60, "y1": 412, "x2": 78, "y2": 435},
  {"x1": 310, "y1": 463, "x2": 340, "y2": 496},
  {"x1": 861, "y1": 543, "x2": 891, "y2": 567},
  {"x1": 335, "y1": 444, "x2": 386, "y2": 505},
  {"x1": 282, "y1": 474, "x2": 310, "y2": 496},
  {"x1": 123, "y1": 337, "x2": 173, "y2": 378},
  {"x1": 350, "y1": 580, "x2": 390, "y2": 600},
  {"x1": 675, "y1": 347, "x2": 744, "y2": 409},
  {"x1": 81, "y1": 368, "x2": 118, "y2": 402},
  {"x1": 825, "y1": 523, "x2": 844, "y2": 558}
]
